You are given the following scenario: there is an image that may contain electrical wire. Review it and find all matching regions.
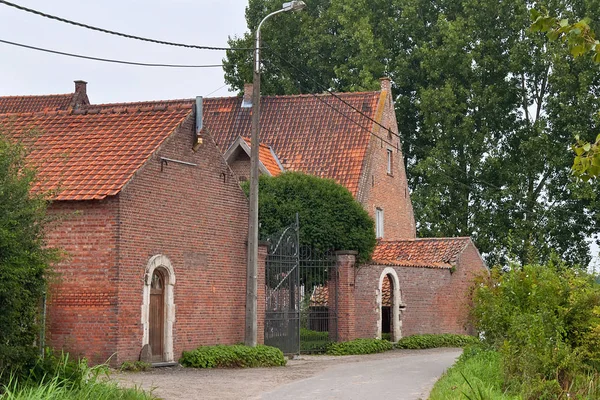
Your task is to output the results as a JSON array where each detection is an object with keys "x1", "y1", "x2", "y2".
[
  {"x1": 0, "y1": 0, "x2": 254, "y2": 51},
  {"x1": 0, "y1": 38, "x2": 224, "y2": 68}
]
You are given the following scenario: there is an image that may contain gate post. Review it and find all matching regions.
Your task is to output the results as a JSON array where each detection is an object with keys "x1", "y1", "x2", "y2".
[
  {"x1": 333, "y1": 251, "x2": 357, "y2": 342},
  {"x1": 257, "y1": 242, "x2": 268, "y2": 345}
]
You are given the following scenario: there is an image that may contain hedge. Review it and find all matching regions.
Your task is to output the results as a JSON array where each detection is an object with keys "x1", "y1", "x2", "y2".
[
  {"x1": 395, "y1": 334, "x2": 479, "y2": 349},
  {"x1": 180, "y1": 344, "x2": 286, "y2": 368},
  {"x1": 326, "y1": 339, "x2": 393, "y2": 355}
]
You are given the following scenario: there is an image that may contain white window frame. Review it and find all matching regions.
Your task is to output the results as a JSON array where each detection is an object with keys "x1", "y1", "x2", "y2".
[
  {"x1": 375, "y1": 208, "x2": 384, "y2": 239},
  {"x1": 386, "y1": 149, "x2": 393, "y2": 175}
]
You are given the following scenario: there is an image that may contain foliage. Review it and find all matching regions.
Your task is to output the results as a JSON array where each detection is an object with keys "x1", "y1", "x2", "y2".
[
  {"x1": 299, "y1": 328, "x2": 331, "y2": 353},
  {"x1": 226, "y1": 0, "x2": 600, "y2": 267},
  {"x1": 325, "y1": 339, "x2": 393, "y2": 356},
  {"x1": 429, "y1": 346, "x2": 520, "y2": 400},
  {"x1": 0, "y1": 132, "x2": 56, "y2": 381},
  {"x1": 531, "y1": 11, "x2": 600, "y2": 181},
  {"x1": 394, "y1": 334, "x2": 479, "y2": 349},
  {"x1": 179, "y1": 344, "x2": 286, "y2": 369},
  {"x1": 242, "y1": 172, "x2": 376, "y2": 263},
  {"x1": 472, "y1": 263, "x2": 600, "y2": 397},
  {"x1": 1, "y1": 352, "x2": 154, "y2": 400},
  {"x1": 119, "y1": 361, "x2": 151, "y2": 373}
]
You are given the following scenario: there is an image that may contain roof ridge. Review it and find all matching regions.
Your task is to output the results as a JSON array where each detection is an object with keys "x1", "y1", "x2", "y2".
[
  {"x1": 88, "y1": 98, "x2": 194, "y2": 108},
  {"x1": 76, "y1": 103, "x2": 192, "y2": 115},
  {"x1": 0, "y1": 92, "x2": 74, "y2": 100},
  {"x1": 379, "y1": 237, "x2": 471, "y2": 243},
  {"x1": 0, "y1": 109, "x2": 72, "y2": 117}
]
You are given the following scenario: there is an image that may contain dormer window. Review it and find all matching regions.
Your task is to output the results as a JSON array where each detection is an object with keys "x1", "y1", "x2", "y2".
[{"x1": 387, "y1": 149, "x2": 393, "y2": 175}]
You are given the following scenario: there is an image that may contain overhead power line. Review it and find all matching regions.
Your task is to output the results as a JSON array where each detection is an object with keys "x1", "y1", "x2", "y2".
[
  {"x1": 0, "y1": 0, "x2": 253, "y2": 51},
  {"x1": 0, "y1": 38, "x2": 224, "y2": 68}
]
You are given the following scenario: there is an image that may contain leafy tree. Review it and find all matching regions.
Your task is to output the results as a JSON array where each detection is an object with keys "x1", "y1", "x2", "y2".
[
  {"x1": 243, "y1": 172, "x2": 376, "y2": 263},
  {"x1": 226, "y1": 0, "x2": 600, "y2": 267},
  {"x1": 531, "y1": 12, "x2": 600, "y2": 181},
  {"x1": 0, "y1": 132, "x2": 54, "y2": 377}
]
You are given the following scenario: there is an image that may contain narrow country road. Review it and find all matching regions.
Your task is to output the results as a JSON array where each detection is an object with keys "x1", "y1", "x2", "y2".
[
  {"x1": 259, "y1": 349, "x2": 461, "y2": 400},
  {"x1": 117, "y1": 348, "x2": 461, "y2": 400}
]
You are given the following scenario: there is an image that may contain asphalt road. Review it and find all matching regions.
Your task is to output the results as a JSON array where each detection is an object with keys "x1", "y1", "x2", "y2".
[
  {"x1": 259, "y1": 349, "x2": 461, "y2": 400},
  {"x1": 118, "y1": 348, "x2": 461, "y2": 400}
]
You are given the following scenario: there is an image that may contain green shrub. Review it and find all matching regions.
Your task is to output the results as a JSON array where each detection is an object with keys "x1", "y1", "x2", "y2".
[
  {"x1": 179, "y1": 345, "x2": 286, "y2": 368},
  {"x1": 120, "y1": 361, "x2": 151, "y2": 372},
  {"x1": 326, "y1": 339, "x2": 393, "y2": 356},
  {"x1": 381, "y1": 333, "x2": 392, "y2": 341},
  {"x1": 242, "y1": 172, "x2": 377, "y2": 263},
  {"x1": 395, "y1": 334, "x2": 480, "y2": 349},
  {"x1": 472, "y1": 262, "x2": 600, "y2": 397}
]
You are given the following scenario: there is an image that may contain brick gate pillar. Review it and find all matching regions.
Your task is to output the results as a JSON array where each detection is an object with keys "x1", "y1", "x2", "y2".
[{"x1": 333, "y1": 251, "x2": 357, "y2": 342}]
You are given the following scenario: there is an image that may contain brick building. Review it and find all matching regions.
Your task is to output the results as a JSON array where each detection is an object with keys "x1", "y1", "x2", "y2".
[
  {"x1": 0, "y1": 79, "x2": 486, "y2": 363},
  {"x1": 0, "y1": 92, "x2": 261, "y2": 365}
]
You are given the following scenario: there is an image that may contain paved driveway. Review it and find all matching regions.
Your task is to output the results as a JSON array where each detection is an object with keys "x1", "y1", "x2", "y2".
[{"x1": 117, "y1": 348, "x2": 461, "y2": 400}]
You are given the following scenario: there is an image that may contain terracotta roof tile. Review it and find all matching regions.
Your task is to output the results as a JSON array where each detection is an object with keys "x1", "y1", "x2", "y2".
[
  {"x1": 372, "y1": 238, "x2": 472, "y2": 269},
  {"x1": 90, "y1": 92, "x2": 381, "y2": 195},
  {"x1": 0, "y1": 93, "x2": 75, "y2": 114},
  {"x1": 1, "y1": 105, "x2": 191, "y2": 201},
  {"x1": 310, "y1": 280, "x2": 393, "y2": 307},
  {"x1": 241, "y1": 137, "x2": 283, "y2": 176}
]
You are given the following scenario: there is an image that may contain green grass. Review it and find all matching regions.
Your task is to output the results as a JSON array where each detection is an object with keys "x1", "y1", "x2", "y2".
[
  {"x1": 300, "y1": 329, "x2": 332, "y2": 353},
  {"x1": 1, "y1": 373, "x2": 153, "y2": 400},
  {"x1": 428, "y1": 347, "x2": 519, "y2": 400}
]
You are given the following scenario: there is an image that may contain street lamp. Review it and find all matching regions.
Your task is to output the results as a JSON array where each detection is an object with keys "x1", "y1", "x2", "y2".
[{"x1": 246, "y1": 0, "x2": 306, "y2": 347}]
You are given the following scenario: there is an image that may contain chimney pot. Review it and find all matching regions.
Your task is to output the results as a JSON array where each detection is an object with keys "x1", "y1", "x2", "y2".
[
  {"x1": 379, "y1": 77, "x2": 391, "y2": 93},
  {"x1": 74, "y1": 80, "x2": 87, "y2": 96},
  {"x1": 242, "y1": 83, "x2": 253, "y2": 108}
]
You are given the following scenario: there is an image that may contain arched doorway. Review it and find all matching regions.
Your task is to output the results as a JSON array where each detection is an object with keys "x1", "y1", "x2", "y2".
[
  {"x1": 149, "y1": 269, "x2": 165, "y2": 362},
  {"x1": 142, "y1": 255, "x2": 175, "y2": 363},
  {"x1": 377, "y1": 267, "x2": 402, "y2": 341}
]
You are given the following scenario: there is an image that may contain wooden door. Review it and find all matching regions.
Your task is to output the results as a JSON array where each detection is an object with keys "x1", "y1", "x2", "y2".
[{"x1": 149, "y1": 269, "x2": 165, "y2": 362}]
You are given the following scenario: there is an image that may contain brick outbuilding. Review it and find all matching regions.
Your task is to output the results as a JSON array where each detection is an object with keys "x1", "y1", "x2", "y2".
[{"x1": 0, "y1": 99, "x2": 261, "y2": 365}]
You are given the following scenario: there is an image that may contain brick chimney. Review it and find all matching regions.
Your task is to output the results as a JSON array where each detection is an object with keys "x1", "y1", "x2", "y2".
[
  {"x1": 72, "y1": 80, "x2": 90, "y2": 109},
  {"x1": 379, "y1": 77, "x2": 391, "y2": 93},
  {"x1": 74, "y1": 80, "x2": 87, "y2": 96},
  {"x1": 241, "y1": 83, "x2": 253, "y2": 108}
]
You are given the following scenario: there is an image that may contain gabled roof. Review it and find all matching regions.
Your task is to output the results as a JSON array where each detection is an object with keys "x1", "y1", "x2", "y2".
[
  {"x1": 372, "y1": 238, "x2": 472, "y2": 269},
  {"x1": 202, "y1": 93, "x2": 382, "y2": 196},
  {"x1": 0, "y1": 104, "x2": 192, "y2": 200},
  {"x1": 223, "y1": 136, "x2": 284, "y2": 176},
  {"x1": 0, "y1": 93, "x2": 75, "y2": 114}
]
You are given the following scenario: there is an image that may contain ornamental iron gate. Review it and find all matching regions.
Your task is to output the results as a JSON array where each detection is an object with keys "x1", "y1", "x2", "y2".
[{"x1": 264, "y1": 217, "x2": 338, "y2": 354}]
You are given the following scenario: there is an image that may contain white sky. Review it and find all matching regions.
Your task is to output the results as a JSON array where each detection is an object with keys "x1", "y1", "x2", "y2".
[{"x1": 0, "y1": 0, "x2": 249, "y2": 102}]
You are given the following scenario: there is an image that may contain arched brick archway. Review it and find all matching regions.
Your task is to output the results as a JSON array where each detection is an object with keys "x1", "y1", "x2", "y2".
[
  {"x1": 142, "y1": 255, "x2": 176, "y2": 362},
  {"x1": 377, "y1": 267, "x2": 402, "y2": 341}
]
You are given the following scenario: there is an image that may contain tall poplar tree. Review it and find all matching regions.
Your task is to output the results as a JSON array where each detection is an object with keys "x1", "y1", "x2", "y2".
[{"x1": 224, "y1": 0, "x2": 600, "y2": 266}]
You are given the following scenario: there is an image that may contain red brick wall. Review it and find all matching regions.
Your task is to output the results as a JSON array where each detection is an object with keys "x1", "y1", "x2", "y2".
[
  {"x1": 116, "y1": 115, "x2": 251, "y2": 363},
  {"x1": 356, "y1": 85, "x2": 416, "y2": 240},
  {"x1": 45, "y1": 199, "x2": 119, "y2": 364},
  {"x1": 353, "y1": 242, "x2": 487, "y2": 339},
  {"x1": 228, "y1": 152, "x2": 251, "y2": 182}
]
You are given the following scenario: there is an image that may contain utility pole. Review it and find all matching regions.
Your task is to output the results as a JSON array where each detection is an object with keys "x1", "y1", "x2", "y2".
[{"x1": 245, "y1": 1, "x2": 306, "y2": 347}]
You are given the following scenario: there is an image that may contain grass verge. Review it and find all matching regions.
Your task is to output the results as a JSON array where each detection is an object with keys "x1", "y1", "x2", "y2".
[{"x1": 428, "y1": 347, "x2": 519, "y2": 400}]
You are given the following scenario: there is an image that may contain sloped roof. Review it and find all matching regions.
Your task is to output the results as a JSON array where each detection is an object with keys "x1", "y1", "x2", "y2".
[
  {"x1": 80, "y1": 91, "x2": 383, "y2": 195},
  {"x1": 372, "y1": 238, "x2": 471, "y2": 269},
  {"x1": 0, "y1": 104, "x2": 192, "y2": 200},
  {"x1": 310, "y1": 279, "x2": 392, "y2": 307},
  {"x1": 242, "y1": 137, "x2": 283, "y2": 177},
  {"x1": 203, "y1": 93, "x2": 381, "y2": 196},
  {"x1": 0, "y1": 93, "x2": 76, "y2": 114}
]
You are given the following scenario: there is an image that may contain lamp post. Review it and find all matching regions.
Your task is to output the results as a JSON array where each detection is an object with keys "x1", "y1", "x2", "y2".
[{"x1": 246, "y1": 0, "x2": 306, "y2": 347}]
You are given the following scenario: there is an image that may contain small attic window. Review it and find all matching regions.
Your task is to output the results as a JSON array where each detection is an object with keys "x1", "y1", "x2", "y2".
[{"x1": 386, "y1": 149, "x2": 393, "y2": 175}]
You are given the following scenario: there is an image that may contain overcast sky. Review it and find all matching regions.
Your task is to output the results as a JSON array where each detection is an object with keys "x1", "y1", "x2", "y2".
[{"x1": 0, "y1": 0, "x2": 250, "y2": 103}]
